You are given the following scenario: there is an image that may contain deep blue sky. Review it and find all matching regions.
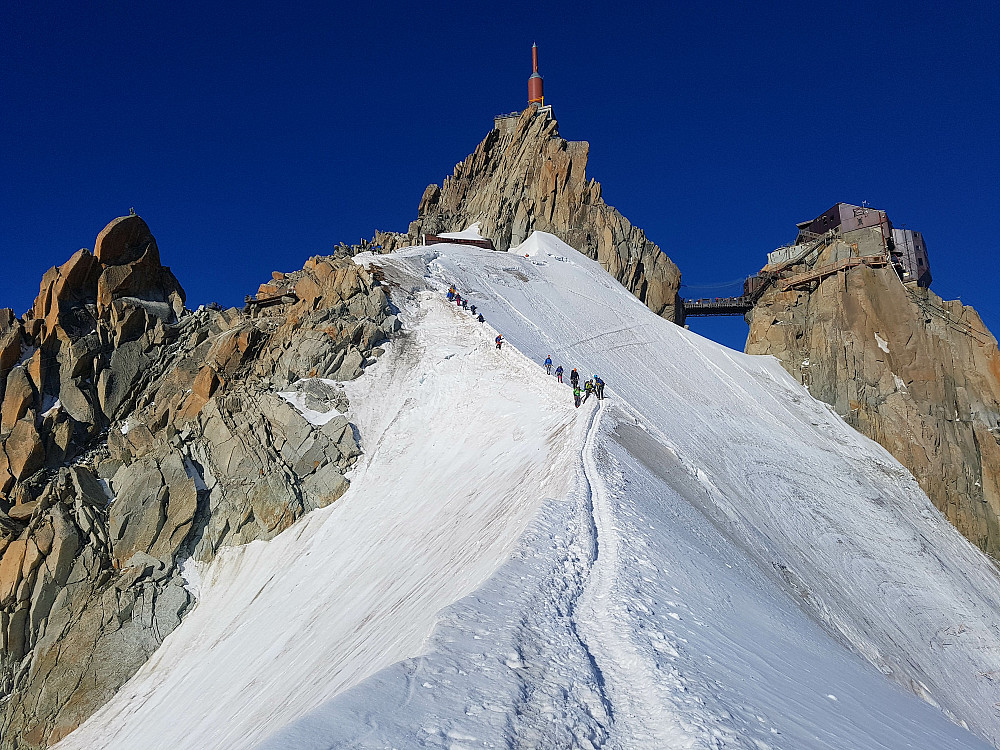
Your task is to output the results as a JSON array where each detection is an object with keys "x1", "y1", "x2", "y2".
[{"x1": 3, "y1": 1, "x2": 997, "y2": 351}]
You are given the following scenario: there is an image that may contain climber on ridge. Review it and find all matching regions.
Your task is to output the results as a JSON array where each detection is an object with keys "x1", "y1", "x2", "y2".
[
  {"x1": 496, "y1": 334, "x2": 503, "y2": 350},
  {"x1": 555, "y1": 365, "x2": 563, "y2": 383},
  {"x1": 544, "y1": 355, "x2": 552, "y2": 375},
  {"x1": 594, "y1": 375, "x2": 605, "y2": 400}
]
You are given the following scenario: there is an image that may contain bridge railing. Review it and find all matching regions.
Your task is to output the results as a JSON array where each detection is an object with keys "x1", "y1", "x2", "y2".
[{"x1": 682, "y1": 296, "x2": 754, "y2": 317}]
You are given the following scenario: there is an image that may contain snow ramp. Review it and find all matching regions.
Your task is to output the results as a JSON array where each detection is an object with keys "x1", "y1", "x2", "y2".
[{"x1": 58, "y1": 231, "x2": 1000, "y2": 750}]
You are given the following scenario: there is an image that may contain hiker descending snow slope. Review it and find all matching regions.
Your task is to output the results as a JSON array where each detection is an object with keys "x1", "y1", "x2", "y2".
[{"x1": 58, "y1": 231, "x2": 1000, "y2": 750}]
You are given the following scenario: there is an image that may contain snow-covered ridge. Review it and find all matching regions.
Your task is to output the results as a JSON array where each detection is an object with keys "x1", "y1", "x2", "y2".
[
  {"x1": 58, "y1": 231, "x2": 1000, "y2": 750},
  {"x1": 56, "y1": 283, "x2": 580, "y2": 750}
]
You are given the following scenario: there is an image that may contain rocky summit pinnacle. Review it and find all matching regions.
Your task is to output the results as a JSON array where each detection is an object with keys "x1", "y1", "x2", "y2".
[
  {"x1": 1, "y1": 215, "x2": 187, "y2": 493},
  {"x1": 375, "y1": 105, "x2": 684, "y2": 322}
]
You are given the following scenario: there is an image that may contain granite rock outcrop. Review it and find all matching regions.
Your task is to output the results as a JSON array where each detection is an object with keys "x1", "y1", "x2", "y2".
[
  {"x1": 0, "y1": 218, "x2": 393, "y2": 748},
  {"x1": 747, "y1": 238, "x2": 1000, "y2": 557},
  {"x1": 374, "y1": 106, "x2": 683, "y2": 321}
]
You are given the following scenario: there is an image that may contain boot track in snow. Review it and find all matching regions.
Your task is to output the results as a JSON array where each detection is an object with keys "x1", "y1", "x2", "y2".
[{"x1": 573, "y1": 399, "x2": 702, "y2": 749}]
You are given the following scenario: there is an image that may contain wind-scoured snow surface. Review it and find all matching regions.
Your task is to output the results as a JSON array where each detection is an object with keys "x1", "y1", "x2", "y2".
[{"x1": 58, "y1": 232, "x2": 1000, "y2": 750}]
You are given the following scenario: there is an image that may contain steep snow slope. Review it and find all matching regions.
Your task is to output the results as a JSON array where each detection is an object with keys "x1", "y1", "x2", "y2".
[
  {"x1": 293, "y1": 232, "x2": 997, "y2": 749},
  {"x1": 55, "y1": 294, "x2": 580, "y2": 749},
  {"x1": 58, "y1": 232, "x2": 1000, "y2": 750}
]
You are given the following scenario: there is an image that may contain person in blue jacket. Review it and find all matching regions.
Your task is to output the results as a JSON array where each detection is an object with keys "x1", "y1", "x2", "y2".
[
  {"x1": 543, "y1": 356, "x2": 552, "y2": 375},
  {"x1": 594, "y1": 375, "x2": 605, "y2": 400},
  {"x1": 555, "y1": 365, "x2": 563, "y2": 383}
]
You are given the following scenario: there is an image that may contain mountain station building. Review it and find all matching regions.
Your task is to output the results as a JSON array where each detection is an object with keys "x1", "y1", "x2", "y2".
[{"x1": 784, "y1": 202, "x2": 931, "y2": 287}]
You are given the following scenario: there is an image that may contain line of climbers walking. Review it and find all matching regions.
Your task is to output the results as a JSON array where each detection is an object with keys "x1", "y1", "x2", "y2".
[
  {"x1": 544, "y1": 355, "x2": 605, "y2": 408},
  {"x1": 445, "y1": 285, "x2": 605, "y2": 409},
  {"x1": 448, "y1": 285, "x2": 485, "y2": 324}
]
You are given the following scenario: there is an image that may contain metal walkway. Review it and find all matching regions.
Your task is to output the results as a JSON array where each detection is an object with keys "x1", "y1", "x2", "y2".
[
  {"x1": 778, "y1": 255, "x2": 888, "y2": 291},
  {"x1": 682, "y1": 297, "x2": 754, "y2": 317}
]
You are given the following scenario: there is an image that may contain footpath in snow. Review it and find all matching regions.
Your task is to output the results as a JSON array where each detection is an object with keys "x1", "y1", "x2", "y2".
[
  {"x1": 58, "y1": 229, "x2": 1000, "y2": 750},
  {"x1": 55, "y1": 287, "x2": 581, "y2": 749}
]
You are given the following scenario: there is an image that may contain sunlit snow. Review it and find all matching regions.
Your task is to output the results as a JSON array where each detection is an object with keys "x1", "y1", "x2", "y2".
[
  {"x1": 57, "y1": 232, "x2": 1000, "y2": 750},
  {"x1": 437, "y1": 222, "x2": 486, "y2": 241}
]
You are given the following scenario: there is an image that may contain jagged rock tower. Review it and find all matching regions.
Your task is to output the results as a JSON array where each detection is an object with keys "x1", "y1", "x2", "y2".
[
  {"x1": 747, "y1": 237, "x2": 1000, "y2": 558},
  {"x1": 376, "y1": 106, "x2": 683, "y2": 322},
  {"x1": 0, "y1": 216, "x2": 395, "y2": 748}
]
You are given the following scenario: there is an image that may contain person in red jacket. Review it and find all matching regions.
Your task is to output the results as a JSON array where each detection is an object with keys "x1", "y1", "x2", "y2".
[{"x1": 495, "y1": 334, "x2": 503, "y2": 350}]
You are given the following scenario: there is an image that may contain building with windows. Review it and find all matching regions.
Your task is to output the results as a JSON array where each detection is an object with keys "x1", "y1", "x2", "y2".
[
  {"x1": 795, "y1": 202, "x2": 889, "y2": 239},
  {"x1": 890, "y1": 227, "x2": 932, "y2": 287},
  {"x1": 782, "y1": 202, "x2": 931, "y2": 288}
]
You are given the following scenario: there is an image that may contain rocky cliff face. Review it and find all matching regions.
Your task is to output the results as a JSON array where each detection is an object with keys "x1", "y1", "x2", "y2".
[
  {"x1": 0, "y1": 217, "x2": 396, "y2": 748},
  {"x1": 747, "y1": 238, "x2": 1000, "y2": 558},
  {"x1": 375, "y1": 106, "x2": 683, "y2": 321},
  {"x1": 0, "y1": 215, "x2": 185, "y2": 492}
]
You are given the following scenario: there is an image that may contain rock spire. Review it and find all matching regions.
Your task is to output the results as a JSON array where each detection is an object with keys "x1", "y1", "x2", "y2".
[
  {"x1": 747, "y1": 238, "x2": 1000, "y2": 558},
  {"x1": 0, "y1": 217, "x2": 395, "y2": 748},
  {"x1": 376, "y1": 106, "x2": 683, "y2": 322}
]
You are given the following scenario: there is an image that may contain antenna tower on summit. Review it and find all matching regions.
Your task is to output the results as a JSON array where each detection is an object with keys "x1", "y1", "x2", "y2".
[{"x1": 528, "y1": 43, "x2": 544, "y2": 106}]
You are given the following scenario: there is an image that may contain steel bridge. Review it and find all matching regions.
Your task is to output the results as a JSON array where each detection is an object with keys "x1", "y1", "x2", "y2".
[{"x1": 682, "y1": 296, "x2": 755, "y2": 317}]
